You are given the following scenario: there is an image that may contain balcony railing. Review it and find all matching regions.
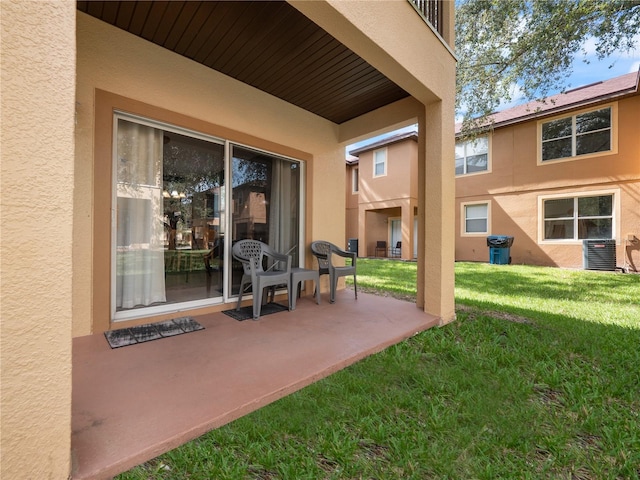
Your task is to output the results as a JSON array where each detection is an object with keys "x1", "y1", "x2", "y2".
[{"x1": 409, "y1": 0, "x2": 444, "y2": 37}]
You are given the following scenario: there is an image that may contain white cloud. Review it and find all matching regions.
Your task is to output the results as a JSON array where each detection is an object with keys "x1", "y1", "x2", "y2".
[
  {"x1": 617, "y1": 33, "x2": 640, "y2": 59},
  {"x1": 581, "y1": 36, "x2": 598, "y2": 56},
  {"x1": 629, "y1": 61, "x2": 640, "y2": 73},
  {"x1": 579, "y1": 34, "x2": 640, "y2": 60}
]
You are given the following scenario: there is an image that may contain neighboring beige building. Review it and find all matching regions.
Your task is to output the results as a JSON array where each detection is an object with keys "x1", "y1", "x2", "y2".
[
  {"x1": 346, "y1": 71, "x2": 640, "y2": 272},
  {"x1": 346, "y1": 131, "x2": 419, "y2": 260},
  {"x1": 455, "y1": 71, "x2": 640, "y2": 271},
  {"x1": 1, "y1": 1, "x2": 456, "y2": 478}
]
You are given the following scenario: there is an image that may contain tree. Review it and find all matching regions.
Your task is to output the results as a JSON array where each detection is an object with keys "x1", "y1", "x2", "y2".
[{"x1": 455, "y1": 0, "x2": 640, "y2": 135}]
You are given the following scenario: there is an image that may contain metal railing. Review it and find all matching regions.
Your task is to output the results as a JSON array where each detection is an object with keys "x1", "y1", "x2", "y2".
[{"x1": 409, "y1": 0, "x2": 443, "y2": 37}]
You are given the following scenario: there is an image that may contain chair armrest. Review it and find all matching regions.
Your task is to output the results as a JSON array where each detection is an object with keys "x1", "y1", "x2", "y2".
[
  {"x1": 266, "y1": 250, "x2": 292, "y2": 272},
  {"x1": 330, "y1": 246, "x2": 356, "y2": 265}
]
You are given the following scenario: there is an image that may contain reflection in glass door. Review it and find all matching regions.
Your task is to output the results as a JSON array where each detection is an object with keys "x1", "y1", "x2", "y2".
[
  {"x1": 161, "y1": 130, "x2": 225, "y2": 305},
  {"x1": 230, "y1": 145, "x2": 301, "y2": 297},
  {"x1": 113, "y1": 115, "x2": 303, "y2": 320},
  {"x1": 114, "y1": 116, "x2": 225, "y2": 318}
]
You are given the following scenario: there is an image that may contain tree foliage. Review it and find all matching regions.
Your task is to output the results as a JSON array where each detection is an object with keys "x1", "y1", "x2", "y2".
[{"x1": 455, "y1": 0, "x2": 640, "y2": 134}]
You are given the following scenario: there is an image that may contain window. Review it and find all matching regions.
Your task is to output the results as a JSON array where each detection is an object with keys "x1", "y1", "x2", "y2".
[
  {"x1": 541, "y1": 106, "x2": 612, "y2": 162},
  {"x1": 455, "y1": 136, "x2": 488, "y2": 175},
  {"x1": 373, "y1": 149, "x2": 387, "y2": 177},
  {"x1": 230, "y1": 146, "x2": 301, "y2": 297},
  {"x1": 352, "y1": 167, "x2": 359, "y2": 193},
  {"x1": 462, "y1": 202, "x2": 489, "y2": 234},
  {"x1": 542, "y1": 194, "x2": 614, "y2": 241}
]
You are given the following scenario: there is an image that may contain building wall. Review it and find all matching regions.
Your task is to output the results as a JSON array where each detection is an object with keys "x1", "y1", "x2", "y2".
[
  {"x1": 76, "y1": 12, "x2": 352, "y2": 335},
  {"x1": 351, "y1": 138, "x2": 418, "y2": 258},
  {"x1": 306, "y1": 0, "x2": 456, "y2": 322},
  {"x1": 456, "y1": 95, "x2": 640, "y2": 269},
  {"x1": 0, "y1": 1, "x2": 75, "y2": 479},
  {"x1": 357, "y1": 140, "x2": 418, "y2": 205},
  {"x1": 1, "y1": 2, "x2": 455, "y2": 477}
]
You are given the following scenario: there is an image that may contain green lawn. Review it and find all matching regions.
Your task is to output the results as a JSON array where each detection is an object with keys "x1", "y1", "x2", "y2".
[{"x1": 118, "y1": 260, "x2": 640, "y2": 480}]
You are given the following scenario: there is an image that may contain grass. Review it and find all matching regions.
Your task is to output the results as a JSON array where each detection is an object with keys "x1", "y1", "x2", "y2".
[{"x1": 118, "y1": 260, "x2": 640, "y2": 480}]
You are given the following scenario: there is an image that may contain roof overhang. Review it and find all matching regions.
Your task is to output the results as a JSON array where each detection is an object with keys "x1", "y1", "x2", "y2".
[{"x1": 77, "y1": 0, "x2": 412, "y2": 125}]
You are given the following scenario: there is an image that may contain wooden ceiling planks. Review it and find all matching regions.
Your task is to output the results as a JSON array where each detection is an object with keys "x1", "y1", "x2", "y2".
[{"x1": 77, "y1": 0, "x2": 410, "y2": 124}]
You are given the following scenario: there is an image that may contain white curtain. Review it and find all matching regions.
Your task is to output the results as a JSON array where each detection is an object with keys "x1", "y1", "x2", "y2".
[
  {"x1": 268, "y1": 160, "x2": 295, "y2": 257},
  {"x1": 115, "y1": 120, "x2": 166, "y2": 309}
]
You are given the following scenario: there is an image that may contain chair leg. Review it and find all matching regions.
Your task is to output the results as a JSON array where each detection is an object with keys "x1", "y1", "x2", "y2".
[
  {"x1": 330, "y1": 274, "x2": 338, "y2": 303},
  {"x1": 353, "y1": 275, "x2": 357, "y2": 299},
  {"x1": 253, "y1": 284, "x2": 263, "y2": 320},
  {"x1": 236, "y1": 278, "x2": 247, "y2": 311},
  {"x1": 314, "y1": 278, "x2": 321, "y2": 305},
  {"x1": 290, "y1": 280, "x2": 298, "y2": 311}
]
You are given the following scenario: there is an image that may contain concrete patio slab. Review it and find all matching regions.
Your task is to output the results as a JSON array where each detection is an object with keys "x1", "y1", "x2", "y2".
[{"x1": 71, "y1": 290, "x2": 439, "y2": 479}]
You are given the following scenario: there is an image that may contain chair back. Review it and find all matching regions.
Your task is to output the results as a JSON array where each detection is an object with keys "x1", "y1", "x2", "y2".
[
  {"x1": 232, "y1": 239, "x2": 266, "y2": 275},
  {"x1": 310, "y1": 241, "x2": 332, "y2": 272},
  {"x1": 396, "y1": 241, "x2": 401, "y2": 248},
  {"x1": 376, "y1": 240, "x2": 386, "y2": 248}
]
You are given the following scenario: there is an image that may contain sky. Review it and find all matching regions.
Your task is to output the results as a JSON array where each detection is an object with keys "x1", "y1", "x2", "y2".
[{"x1": 346, "y1": 37, "x2": 640, "y2": 159}]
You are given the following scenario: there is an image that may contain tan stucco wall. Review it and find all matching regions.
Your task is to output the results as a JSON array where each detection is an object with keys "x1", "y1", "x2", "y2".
[
  {"x1": 76, "y1": 0, "x2": 457, "y2": 331},
  {"x1": 421, "y1": 100, "x2": 457, "y2": 323},
  {"x1": 456, "y1": 183, "x2": 640, "y2": 268},
  {"x1": 293, "y1": 0, "x2": 454, "y2": 105},
  {"x1": 456, "y1": 95, "x2": 640, "y2": 269},
  {"x1": 357, "y1": 140, "x2": 418, "y2": 205},
  {"x1": 76, "y1": 12, "x2": 347, "y2": 334},
  {"x1": 298, "y1": 0, "x2": 456, "y2": 322},
  {"x1": 1, "y1": 1, "x2": 75, "y2": 478},
  {"x1": 350, "y1": 138, "x2": 419, "y2": 259},
  {"x1": 308, "y1": 0, "x2": 456, "y2": 322}
]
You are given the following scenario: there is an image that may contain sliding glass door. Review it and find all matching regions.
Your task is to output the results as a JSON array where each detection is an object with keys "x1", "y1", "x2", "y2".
[
  {"x1": 230, "y1": 145, "x2": 301, "y2": 296},
  {"x1": 113, "y1": 114, "x2": 302, "y2": 321},
  {"x1": 114, "y1": 115, "x2": 225, "y2": 319}
]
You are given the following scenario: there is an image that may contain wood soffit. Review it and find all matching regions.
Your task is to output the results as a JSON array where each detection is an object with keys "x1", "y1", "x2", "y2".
[{"x1": 77, "y1": 0, "x2": 411, "y2": 124}]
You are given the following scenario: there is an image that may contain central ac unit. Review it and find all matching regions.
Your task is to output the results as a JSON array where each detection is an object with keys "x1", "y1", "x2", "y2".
[{"x1": 582, "y1": 239, "x2": 616, "y2": 271}]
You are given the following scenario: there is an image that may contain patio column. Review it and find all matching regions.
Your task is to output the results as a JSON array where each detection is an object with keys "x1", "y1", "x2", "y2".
[
  {"x1": 0, "y1": 1, "x2": 75, "y2": 478},
  {"x1": 401, "y1": 201, "x2": 413, "y2": 260},
  {"x1": 358, "y1": 204, "x2": 367, "y2": 257},
  {"x1": 417, "y1": 100, "x2": 456, "y2": 324}
]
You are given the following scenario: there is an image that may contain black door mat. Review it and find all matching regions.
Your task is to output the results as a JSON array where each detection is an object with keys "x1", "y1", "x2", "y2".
[
  {"x1": 104, "y1": 317, "x2": 204, "y2": 349},
  {"x1": 222, "y1": 302, "x2": 289, "y2": 321}
]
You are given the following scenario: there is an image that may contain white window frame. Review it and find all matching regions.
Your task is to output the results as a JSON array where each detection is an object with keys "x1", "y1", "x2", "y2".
[
  {"x1": 352, "y1": 166, "x2": 359, "y2": 193},
  {"x1": 373, "y1": 148, "x2": 387, "y2": 177},
  {"x1": 388, "y1": 217, "x2": 401, "y2": 255},
  {"x1": 537, "y1": 189, "x2": 619, "y2": 244},
  {"x1": 455, "y1": 134, "x2": 491, "y2": 176},
  {"x1": 537, "y1": 103, "x2": 618, "y2": 165},
  {"x1": 461, "y1": 201, "x2": 490, "y2": 236}
]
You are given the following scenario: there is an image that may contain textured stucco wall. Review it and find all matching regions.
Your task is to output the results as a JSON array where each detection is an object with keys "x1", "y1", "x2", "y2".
[
  {"x1": 75, "y1": 0, "x2": 457, "y2": 331},
  {"x1": 76, "y1": 12, "x2": 345, "y2": 334},
  {"x1": 1, "y1": 1, "x2": 75, "y2": 478},
  {"x1": 294, "y1": 0, "x2": 457, "y2": 322},
  {"x1": 455, "y1": 95, "x2": 640, "y2": 269}
]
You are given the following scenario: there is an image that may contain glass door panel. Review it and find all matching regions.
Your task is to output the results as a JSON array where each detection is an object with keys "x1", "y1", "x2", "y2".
[
  {"x1": 162, "y1": 130, "x2": 225, "y2": 305},
  {"x1": 114, "y1": 117, "x2": 225, "y2": 316},
  {"x1": 230, "y1": 145, "x2": 300, "y2": 297}
]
